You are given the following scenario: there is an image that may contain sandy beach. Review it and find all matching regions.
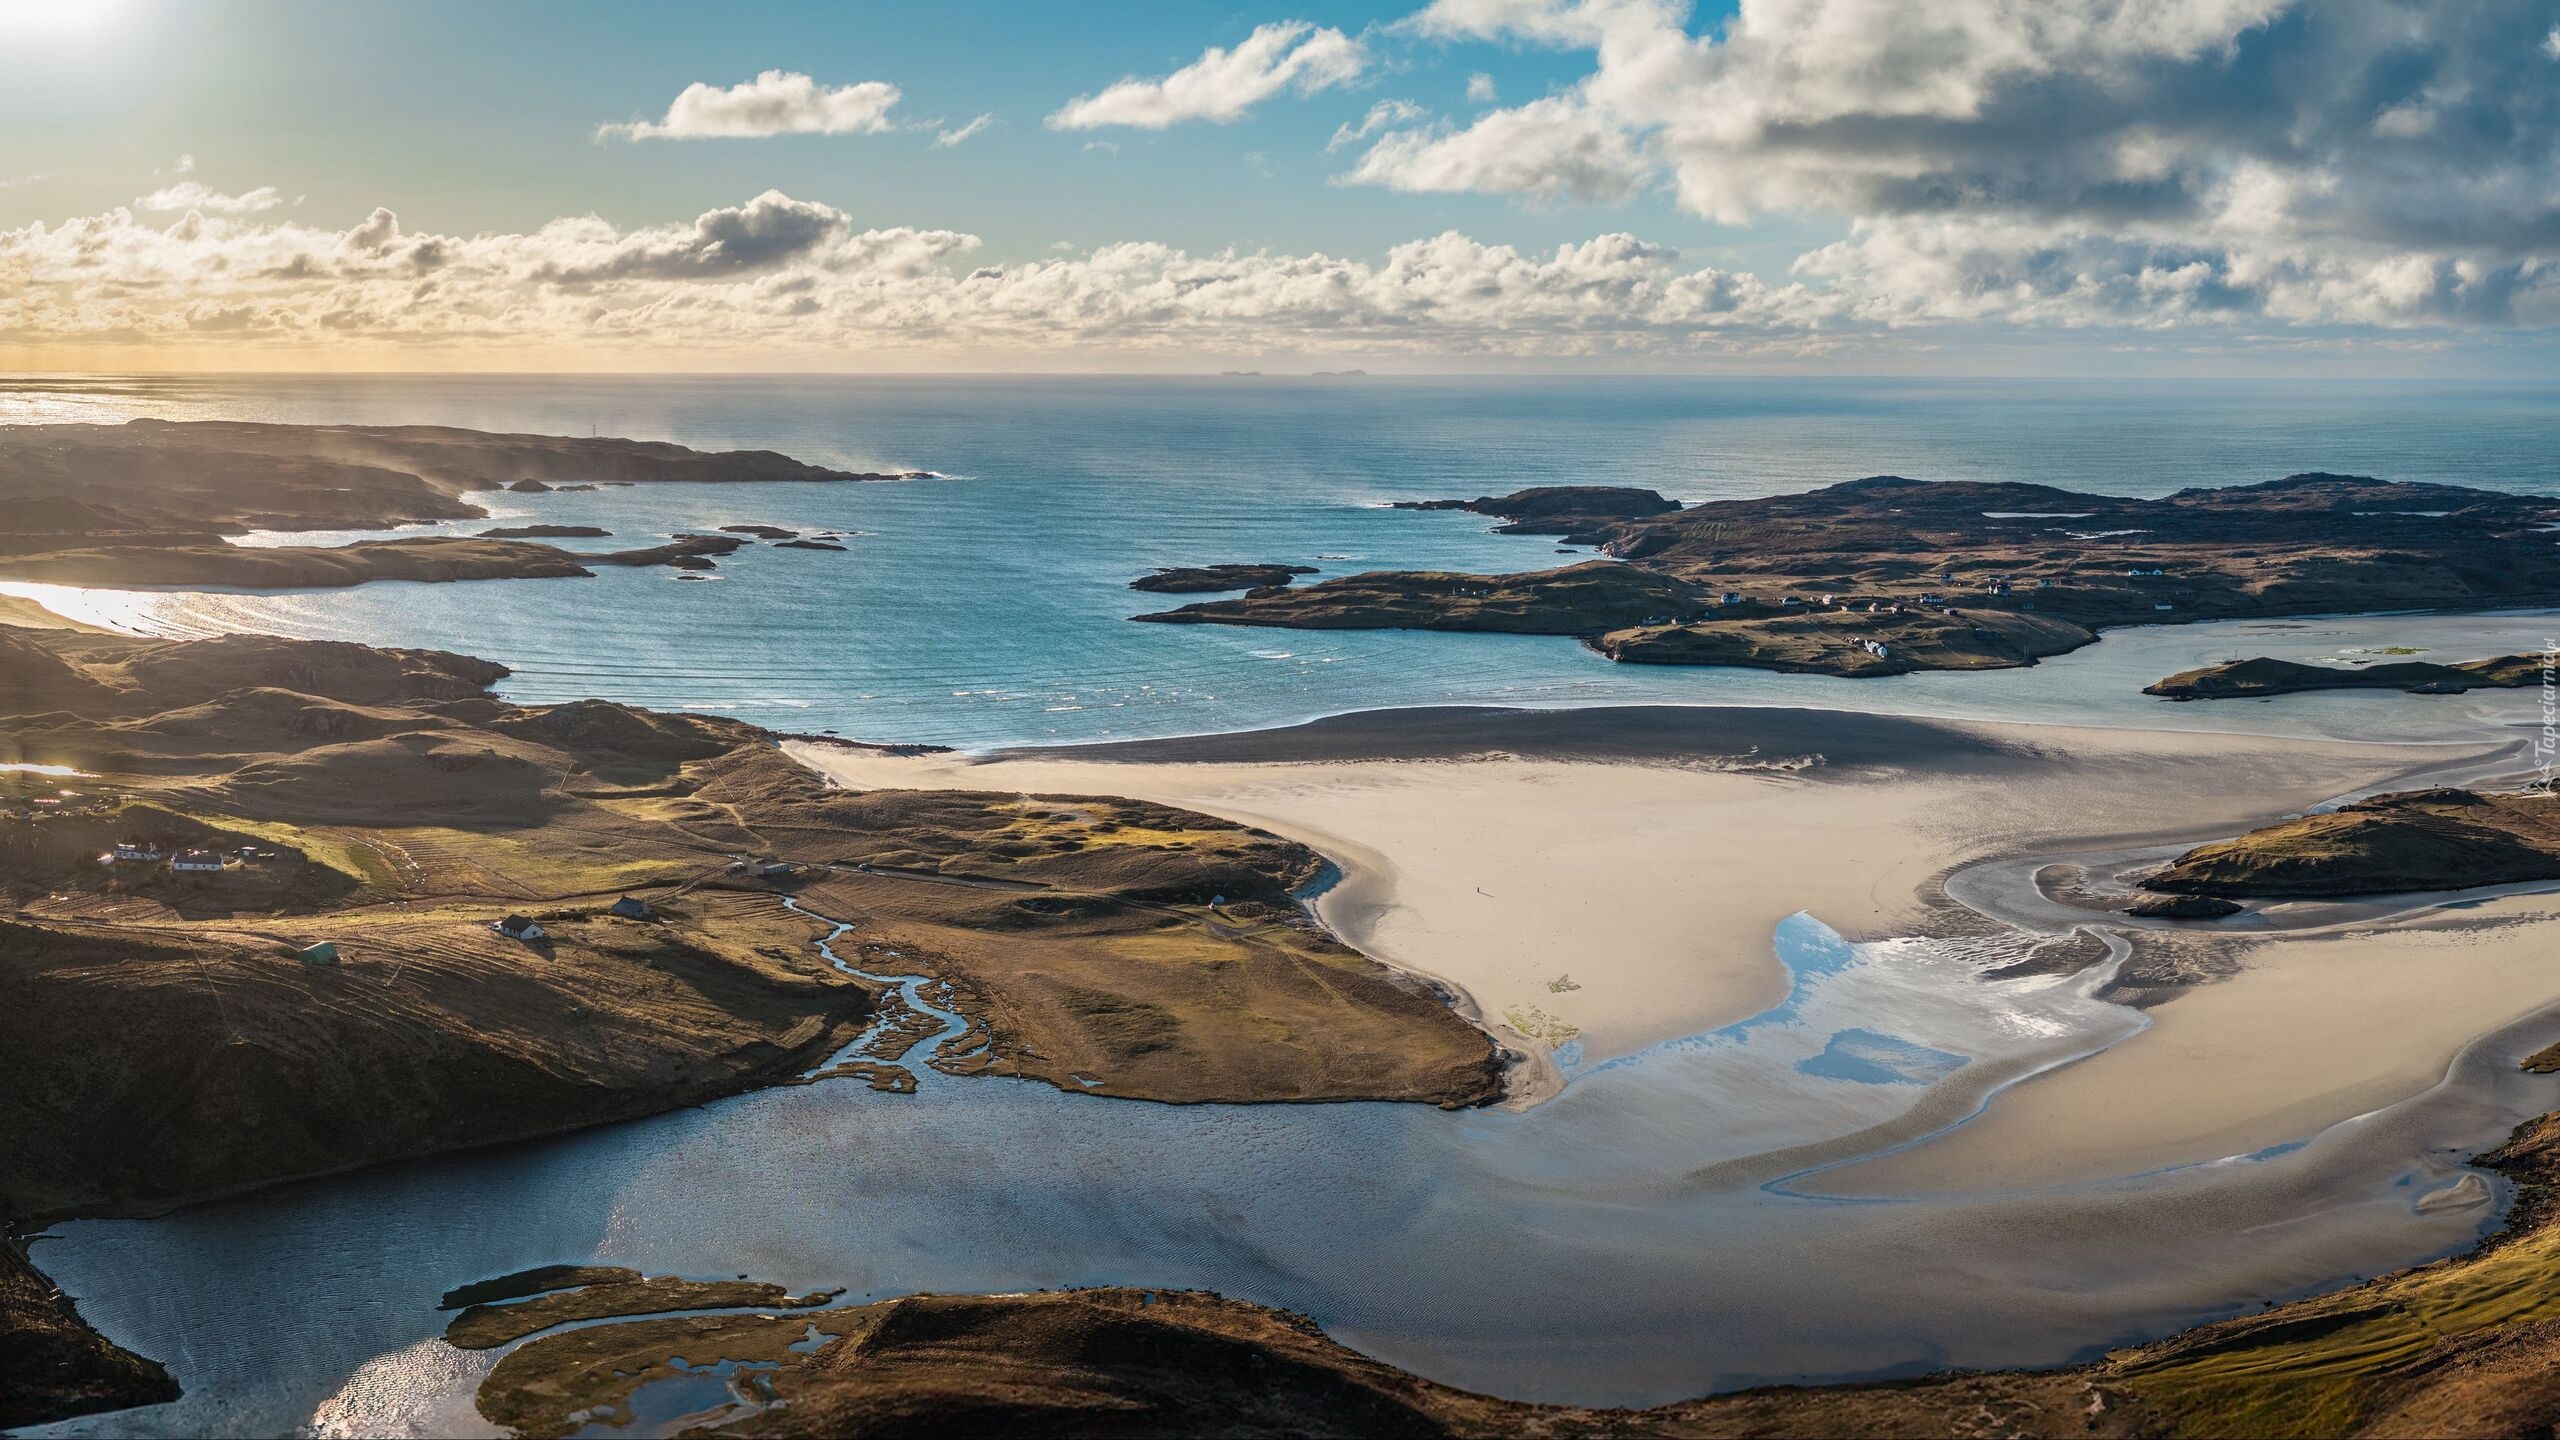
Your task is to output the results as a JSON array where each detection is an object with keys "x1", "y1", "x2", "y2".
[
  {"x1": 1823, "y1": 889, "x2": 2560, "y2": 1194},
  {"x1": 791, "y1": 706, "x2": 2503, "y2": 1101}
]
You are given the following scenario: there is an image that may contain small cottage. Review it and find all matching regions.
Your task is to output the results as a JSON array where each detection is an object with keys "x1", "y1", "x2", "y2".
[
  {"x1": 296, "y1": 942, "x2": 340, "y2": 966},
  {"x1": 110, "y1": 840, "x2": 163, "y2": 863},
  {"x1": 495, "y1": 914, "x2": 545, "y2": 942},
  {"x1": 610, "y1": 895, "x2": 657, "y2": 921},
  {"x1": 171, "y1": 848, "x2": 225, "y2": 874}
]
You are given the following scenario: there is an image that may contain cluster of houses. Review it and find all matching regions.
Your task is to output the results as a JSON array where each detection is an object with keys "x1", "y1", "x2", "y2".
[{"x1": 102, "y1": 839, "x2": 280, "y2": 878}]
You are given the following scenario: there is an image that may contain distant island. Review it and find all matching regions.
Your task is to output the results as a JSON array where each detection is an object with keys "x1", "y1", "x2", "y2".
[
  {"x1": 2147, "y1": 653, "x2": 2545, "y2": 700},
  {"x1": 0, "y1": 420, "x2": 921, "y2": 590},
  {"x1": 1137, "y1": 475, "x2": 2560, "y2": 679}
]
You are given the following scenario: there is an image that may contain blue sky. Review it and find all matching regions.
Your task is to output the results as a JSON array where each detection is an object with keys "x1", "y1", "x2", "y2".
[
  {"x1": 2, "y1": 0, "x2": 2555, "y2": 373},
  {"x1": 2, "y1": 1, "x2": 1800, "y2": 262}
]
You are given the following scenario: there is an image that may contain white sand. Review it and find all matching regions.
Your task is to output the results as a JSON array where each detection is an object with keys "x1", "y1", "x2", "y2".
[{"x1": 789, "y1": 718, "x2": 2469, "y2": 1076}]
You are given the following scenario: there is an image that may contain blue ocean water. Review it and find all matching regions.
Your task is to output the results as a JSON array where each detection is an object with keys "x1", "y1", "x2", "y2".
[{"x1": 9, "y1": 374, "x2": 2559, "y2": 748}]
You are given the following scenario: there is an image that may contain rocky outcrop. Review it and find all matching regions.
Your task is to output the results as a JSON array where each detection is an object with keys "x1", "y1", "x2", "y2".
[
  {"x1": 2145, "y1": 788, "x2": 2560, "y2": 898},
  {"x1": 1394, "y1": 485, "x2": 1681, "y2": 546},
  {"x1": 1129, "y1": 563, "x2": 1318, "y2": 594}
]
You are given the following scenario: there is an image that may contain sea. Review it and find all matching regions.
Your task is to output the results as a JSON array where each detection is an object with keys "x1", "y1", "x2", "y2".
[
  {"x1": 12, "y1": 374, "x2": 2560, "y2": 1435},
  {"x1": 7, "y1": 373, "x2": 2560, "y2": 749}
]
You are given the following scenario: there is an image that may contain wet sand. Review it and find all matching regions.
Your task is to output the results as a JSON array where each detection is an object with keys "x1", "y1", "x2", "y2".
[
  {"x1": 1826, "y1": 890, "x2": 2560, "y2": 1194},
  {"x1": 790, "y1": 705, "x2": 2492, "y2": 1085}
]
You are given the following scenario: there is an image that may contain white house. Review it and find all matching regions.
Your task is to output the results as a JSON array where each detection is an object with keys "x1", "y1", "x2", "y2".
[{"x1": 171, "y1": 848, "x2": 225, "y2": 874}]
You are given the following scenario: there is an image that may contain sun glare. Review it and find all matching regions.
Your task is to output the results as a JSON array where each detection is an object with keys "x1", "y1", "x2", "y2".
[{"x1": 0, "y1": 0, "x2": 125, "y2": 39}]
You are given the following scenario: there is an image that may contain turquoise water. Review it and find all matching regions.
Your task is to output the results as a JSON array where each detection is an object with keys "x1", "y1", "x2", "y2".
[{"x1": 10, "y1": 374, "x2": 2559, "y2": 749}]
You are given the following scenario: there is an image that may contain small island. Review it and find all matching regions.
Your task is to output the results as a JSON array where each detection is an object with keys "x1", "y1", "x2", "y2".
[
  {"x1": 1128, "y1": 563, "x2": 1318, "y2": 594},
  {"x1": 2147, "y1": 653, "x2": 2545, "y2": 700},
  {"x1": 1139, "y1": 475, "x2": 2560, "y2": 679}
]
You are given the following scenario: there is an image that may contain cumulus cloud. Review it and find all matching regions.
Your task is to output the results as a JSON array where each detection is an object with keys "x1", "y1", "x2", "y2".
[
  {"x1": 1341, "y1": 94, "x2": 1651, "y2": 202},
  {"x1": 10, "y1": 182, "x2": 2560, "y2": 365},
  {"x1": 1356, "y1": 0, "x2": 2560, "y2": 331},
  {"x1": 934, "y1": 113, "x2": 997, "y2": 148},
  {"x1": 1466, "y1": 72, "x2": 1498, "y2": 103},
  {"x1": 599, "y1": 70, "x2": 903, "y2": 141},
  {"x1": 134, "y1": 181, "x2": 284, "y2": 214},
  {"x1": 1048, "y1": 21, "x2": 1368, "y2": 129}
]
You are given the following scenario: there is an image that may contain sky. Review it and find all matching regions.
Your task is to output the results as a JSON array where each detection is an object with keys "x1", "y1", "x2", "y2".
[{"x1": 2, "y1": 0, "x2": 2557, "y2": 374}]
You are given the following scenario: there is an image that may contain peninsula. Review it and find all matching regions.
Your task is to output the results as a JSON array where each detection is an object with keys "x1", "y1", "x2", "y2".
[
  {"x1": 0, "y1": 420, "x2": 917, "y2": 590},
  {"x1": 0, "y1": 623, "x2": 1498, "y2": 1424},
  {"x1": 1138, "y1": 476, "x2": 2560, "y2": 678}
]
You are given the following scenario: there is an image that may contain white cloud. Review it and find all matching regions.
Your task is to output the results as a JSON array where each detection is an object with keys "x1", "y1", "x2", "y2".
[
  {"x1": 134, "y1": 181, "x2": 284, "y2": 214},
  {"x1": 1353, "y1": 0, "x2": 2560, "y2": 333},
  {"x1": 1047, "y1": 21, "x2": 1368, "y2": 130},
  {"x1": 1328, "y1": 98, "x2": 1428, "y2": 152},
  {"x1": 933, "y1": 112, "x2": 997, "y2": 148},
  {"x1": 10, "y1": 182, "x2": 2560, "y2": 364},
  {"x1": 599, "y1": 70, "x2": 903, "y2": 141},
  {"x1": 1466, "y1": 72, "x2": 1498, "y2": 103},
  {"x1": 0, "y1": 191, "x2": 1842, "y2": 358},
  {"x1": 1342, "y1": 95, "x2": 1652, "y2": 203}
]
